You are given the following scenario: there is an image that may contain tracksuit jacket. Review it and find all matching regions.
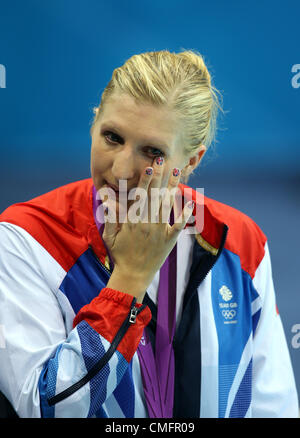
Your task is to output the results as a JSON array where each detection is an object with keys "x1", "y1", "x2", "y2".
[{"x1": 0, "y1": 178, "x2": 298, "y2": 418}]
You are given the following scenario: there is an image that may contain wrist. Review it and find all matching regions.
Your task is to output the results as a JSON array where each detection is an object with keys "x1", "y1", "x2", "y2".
[{"x1": 106, "y1": 268, "x2": 148, "y2": 303}]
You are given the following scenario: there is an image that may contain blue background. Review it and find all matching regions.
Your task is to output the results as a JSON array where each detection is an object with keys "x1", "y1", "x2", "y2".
[{"x1": 0, "y1": 0, "x2": 299, "y2": 413}]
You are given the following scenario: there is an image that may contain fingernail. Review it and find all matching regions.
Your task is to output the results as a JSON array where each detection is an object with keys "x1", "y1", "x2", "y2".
[
  {"x1": 145, "y1": 167, "x2": 153, "y2": 175},
  {"x1": 156, "y1": 156, "x2": 164, "y2": 166},
  {"x1": 173, "y1": 168, "x2": 180, "y2": 177}
]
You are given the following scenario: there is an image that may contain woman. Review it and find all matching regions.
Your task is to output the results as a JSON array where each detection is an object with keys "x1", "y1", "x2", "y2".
[{"x1": 0, "y1": 50, "x2": 298, "y2": 418}]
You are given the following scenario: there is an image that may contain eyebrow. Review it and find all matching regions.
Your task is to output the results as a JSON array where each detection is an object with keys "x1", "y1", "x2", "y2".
[{"x1": 101, "y1": 121, "x2": 171, "y2": 153}]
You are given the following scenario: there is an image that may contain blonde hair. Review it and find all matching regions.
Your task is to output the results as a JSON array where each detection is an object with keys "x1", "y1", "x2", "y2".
[{"x1": 90, "y1": 49, "x2": 223, "y2": 156}]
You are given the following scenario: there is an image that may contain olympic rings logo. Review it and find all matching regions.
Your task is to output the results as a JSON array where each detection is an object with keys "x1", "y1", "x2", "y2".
[{"x1": 222, "y1": 310, "x2": 236, "y2": 320}]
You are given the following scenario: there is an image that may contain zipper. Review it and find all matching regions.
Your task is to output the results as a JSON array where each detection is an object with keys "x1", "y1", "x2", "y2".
[
  {"x1": 129, "y1": 306, "x2": 139, "y2": 323},
  {"x1": 47, "y1": 297, "x2": 146, "y2": 406}
]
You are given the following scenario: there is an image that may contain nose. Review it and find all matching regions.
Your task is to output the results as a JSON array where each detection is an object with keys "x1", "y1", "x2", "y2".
[{"x1": 111, "y1": 145, "x2": 138, "y2": 183}]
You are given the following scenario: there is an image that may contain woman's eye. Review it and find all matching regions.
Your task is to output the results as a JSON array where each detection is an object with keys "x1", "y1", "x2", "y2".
[
  {"x1": 103, "y1": 131, "x2": 122, "y2": 144},
  {"x1": 146, "y1": 147, "x2": 165, "y2": 157},
  {"x1": 102, "y1": 131, "x2": 164, "y2": 158}
]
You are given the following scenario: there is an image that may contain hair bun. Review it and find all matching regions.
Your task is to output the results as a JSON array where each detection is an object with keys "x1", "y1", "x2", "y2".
[{"x1": 177, "y1": 49, "x2": 212, "y2": 86}]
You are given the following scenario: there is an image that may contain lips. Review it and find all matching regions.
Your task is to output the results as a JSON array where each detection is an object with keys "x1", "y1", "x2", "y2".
[
  {"x1": 104, "y1": 181, "x2": 129, "y2": 199},
  {"x1": 103, "y1": 180, "x2": 130, "y2": 195},
  {"x1": 106, "y1": 182, "x2": 119, "y2": 192},
  {"x1": 102, "y1": 180, "x2": 118, "y2": 191},
  {"x1": 101, "y1": 181, "x2": 142, "y2": 206}
]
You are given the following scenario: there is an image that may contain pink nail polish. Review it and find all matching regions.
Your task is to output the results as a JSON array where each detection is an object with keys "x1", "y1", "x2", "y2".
[
  {"x1": 156, "y1": 156, "x2": 164, "y2": 166},
  {"x1": 173, "y1": 168, "x2": 180, "y2": 177}
]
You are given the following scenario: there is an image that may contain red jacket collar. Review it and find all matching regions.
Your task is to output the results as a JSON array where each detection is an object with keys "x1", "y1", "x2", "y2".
[{"x1": 178, "y1": 183, "x2": 227, "y2": 255}]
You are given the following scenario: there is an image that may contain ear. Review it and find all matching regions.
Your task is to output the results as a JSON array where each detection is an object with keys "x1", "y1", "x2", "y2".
[
  {"x1": 182, "y1": 145, "x2": 206, "y2": 181},
  {"x1": 189, "y1": 145, "x2": 206, "y2": 169}
]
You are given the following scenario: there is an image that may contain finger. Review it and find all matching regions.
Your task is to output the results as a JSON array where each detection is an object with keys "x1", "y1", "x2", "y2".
[
  {"x1": 159, "y1": 167, "x2": 181, "y2": 224},
  {"x1": 149, "y1": 156, "x2": 164, "y2": 188},
  {"x1": 168, "y1": 200, "x2": 195, "y2": 240},
  {"x1": 138, "y1": 166, "x2": 154, "y2": 190},
  {"x1": 147, "y1": 156, "x2": 165, "y2": 222},
  {"x1": 128, "y1": 166, "x2": 153, "y2": 224}
]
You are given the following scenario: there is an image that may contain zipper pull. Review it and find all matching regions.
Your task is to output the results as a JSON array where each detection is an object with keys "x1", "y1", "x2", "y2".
[{"x1": 129, "y1": 306, "x2": 138, "y2": 323}]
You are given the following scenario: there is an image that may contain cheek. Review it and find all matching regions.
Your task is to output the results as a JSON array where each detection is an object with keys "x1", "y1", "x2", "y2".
[
  {"x1": 90, "y1": 147, "x2": 99, "y2": 175},
  {"x1": 90, "y1": 143, "x2": 108, "y2": 184},
  {"x1": 91, "y1": 139, "x2": 107, "y2": 167}
]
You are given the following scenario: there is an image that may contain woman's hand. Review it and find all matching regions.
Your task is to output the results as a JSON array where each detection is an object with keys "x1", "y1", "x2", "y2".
[{"x1": 102, "y1": 157, "x2": 194, "y2": 302}]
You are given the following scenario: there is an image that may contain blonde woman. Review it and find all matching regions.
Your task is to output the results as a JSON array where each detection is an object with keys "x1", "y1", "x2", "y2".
[{"x1": 0, "y1": 50, "x2": 298, "y2": 418}]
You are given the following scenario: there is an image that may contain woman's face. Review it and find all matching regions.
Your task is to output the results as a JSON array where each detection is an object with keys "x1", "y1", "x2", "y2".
[{"x1": 90, "y1": 92, "x2": 204, "y2": 213}]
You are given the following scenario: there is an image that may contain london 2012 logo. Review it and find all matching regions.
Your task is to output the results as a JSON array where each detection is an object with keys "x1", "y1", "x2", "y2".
[{"x1": 219, "y1": 285, "x2": 238, "y2": 324}]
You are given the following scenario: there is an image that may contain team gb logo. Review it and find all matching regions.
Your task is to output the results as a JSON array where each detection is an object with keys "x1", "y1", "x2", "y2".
[{"x1": 219, "y1": 285, "x2": 233, "y2": 302}]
